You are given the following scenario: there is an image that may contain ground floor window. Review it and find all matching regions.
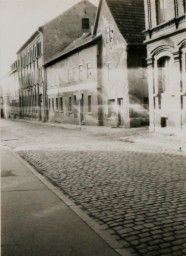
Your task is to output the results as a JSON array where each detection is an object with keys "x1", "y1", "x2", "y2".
[
  {"x1": 56, "y1": 98, "x2": 58, "y2": 110},
  {"x1": 88, "y1": 95, "x2": 92, "y2": 112},
  {"x1": 60, "y1": 97, "x2": 63, "y2": 111},
  {"x1": 52, "y1": 98, "x2": 54, "y2": 110},
  {"x1": 48, "y1": 98, "x2": 51, "y2": 110},
  {"x1": 161, "y1": 117, "x2": 168, "y2": 127},
  {"x1": 108, "y1": 99, "x2": 115, "y2": 117},
  {"x1": 69, "y1": 97, "x2": 72, "y2": 111}
]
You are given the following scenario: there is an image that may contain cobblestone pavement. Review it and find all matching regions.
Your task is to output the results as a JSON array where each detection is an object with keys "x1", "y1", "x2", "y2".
[
  {"x1": 1, "y1": 119, "x2": 186, "y2": 256},
  {"x1": 18, "y1": 148, "x2": 186, "y2": 256}
]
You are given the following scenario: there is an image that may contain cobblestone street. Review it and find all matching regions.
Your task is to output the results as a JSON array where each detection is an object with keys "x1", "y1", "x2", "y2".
[{"x1": 1, "y1": 119, "x2": 186, "y2": 256}]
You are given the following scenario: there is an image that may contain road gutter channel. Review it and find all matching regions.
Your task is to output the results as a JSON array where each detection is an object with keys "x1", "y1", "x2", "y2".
[{"x1": 8, "y1": 146, "x2": 132, "y2": 256}]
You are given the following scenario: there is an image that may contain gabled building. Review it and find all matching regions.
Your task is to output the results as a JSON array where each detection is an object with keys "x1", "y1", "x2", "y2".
[
  {"x1": 144, "y1": 0, "x2": 186, "y2": 133},
  {"x1": 17, "y1": 30, "x2": 44, "y2": 121},
  {"x1": 45, "y1": 33, "x2": 102, "y2": 125},
  {"x1": 45, "y1": 0, "x2": 149, "y2": 127},
  {"x1": 93, "y1": 0, "x2": 149, "y2": 127},
  {"x1": 16, "y1": 0, "x2": 97, "y2": 122}
]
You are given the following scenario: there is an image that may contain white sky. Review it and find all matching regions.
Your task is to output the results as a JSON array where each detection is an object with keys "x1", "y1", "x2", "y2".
[{"x1": 0, "y1": 0, "x2": 99, "y2": 80}]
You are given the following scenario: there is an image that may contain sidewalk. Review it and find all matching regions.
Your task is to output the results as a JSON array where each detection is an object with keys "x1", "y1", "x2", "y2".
[{"x1": 1, "y1": 148, "x2": 120, "y2": 256}]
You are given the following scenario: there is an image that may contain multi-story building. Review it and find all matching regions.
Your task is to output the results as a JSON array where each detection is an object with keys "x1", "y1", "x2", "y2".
[
  {"x1": 93, "y1": 0, "x2": 149, "y2": 127},
  {"x1": 1, "y1": 61, "x2": 19, "y2": 119},
  {"x1": 46, "y1": 33, "x2": 102, "y2": 125},
  {"x1": 45, "y1": 0, "x2": 149, "y2": 127},
  {"x1": 144, "y1": 0, "x2": 186, "y2": 133},
  {"x1": 16, "y1": 0, "x2": 97, "y2": 122},
  {"x1": 17, "y1": 31, "x2": 44, "y2": 121}
]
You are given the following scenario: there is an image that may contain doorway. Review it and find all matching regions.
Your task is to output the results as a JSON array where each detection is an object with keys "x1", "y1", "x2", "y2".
[{"x1": 117, "y1": 98, "x2": 123, "y2": 126}]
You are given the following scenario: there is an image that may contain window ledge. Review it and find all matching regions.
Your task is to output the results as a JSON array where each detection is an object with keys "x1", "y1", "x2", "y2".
[{"x1": 88, "y1": 112, "x2": 92, "y2": 115}]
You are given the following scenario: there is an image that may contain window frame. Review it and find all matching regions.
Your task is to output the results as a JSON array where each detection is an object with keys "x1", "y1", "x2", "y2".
[{"x1": 88, "y1": 95, "x2": 92, "y2": 113}]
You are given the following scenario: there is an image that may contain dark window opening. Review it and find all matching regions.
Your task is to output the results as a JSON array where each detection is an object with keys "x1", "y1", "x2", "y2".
[
  {"x1": 56, "y1": 98, "x2": 58, "y2": 110},
  {"x1": 144, "y1": 97, "x2": 149, "y2": 105},
  {"x1": 88, "y1": 95, "x2": 92, "y2": 112},
  {"x1": 52, "y1": 98, "x2": 54, "y2": 110},
  {"x1": 82, "y1": 18, "x2": 89, "y2": 30},
  {"x1": 60, "y1": 97, "x2": 63, "y2": 111},
  {"x1": 48, "y1": 98, "x2": 51, "y2": 110},
  {"x1": 161, "y1": 117, "x2": 168, "y2": 127},
  {"x1": 69, "y1": 97, "x2": 72, "y2": 111}
]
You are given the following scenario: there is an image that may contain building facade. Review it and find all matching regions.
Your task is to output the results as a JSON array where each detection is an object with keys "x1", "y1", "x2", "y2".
[
  {"x1": 45, "y1": 0, "x2": 149, "y2": 127},
  {"x1": 46, "y1": 35, "x2": 102, "y2": 125},
  {"x1": 93, "y1": 0, "x2": 149, "y2": 127},
  {"x1": 1, "y1": 61, "x2": 19, "y2": 119},
  {"x1": 17, "y1": 31, "x2": 45, "y2": 121},
  {"x1": 144, "y1": 0, "x2": 186, "y2": 133},
  {"x1": 11, "y1": 0, "x2": 97, "y2": 122}
]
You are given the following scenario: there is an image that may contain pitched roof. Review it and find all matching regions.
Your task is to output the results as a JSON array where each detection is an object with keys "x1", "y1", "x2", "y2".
[
  {"x1": 45, "y1": 33, "x2": 101, "y2": 66},
  {"x1": 94, "y1": 0, "x2": 145, "y2": 45},
  {"x1": 42, "y1": 1, "x2": 97, "y2": 63}
]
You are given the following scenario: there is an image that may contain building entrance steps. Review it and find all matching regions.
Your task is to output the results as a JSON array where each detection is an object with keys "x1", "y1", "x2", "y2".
[{"x1": 1, "y1": 148, "x2": 129, "y2": 256}]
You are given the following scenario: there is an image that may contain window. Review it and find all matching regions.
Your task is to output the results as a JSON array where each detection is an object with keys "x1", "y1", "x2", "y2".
[
  {"x1": 108, "y1": 99, "x2": 115, "y2": 117},
  {"x1": 52, "y1": 98, "x2": 54, "y2": 110},
  {"x1": 56, "y1": 98, "x2": 58, "y2": 110},
  {"x1": 88, "y1": 95, "x2": 92, "y2": 112},
  {"x1": 48, "y1": 98, "x2": 51, "y2": 110},
  {"x1": 73, "y1": 67, "x2": 76, "y2": 81},
  {"x1": 60, "y1": 97, "x2": 63, "y2": 111},
  {"x1": 87, "y1": 63, "x2": 91, "y2": 79},
  {"x1": 156, "y1": 0, "x2": 167, "y2": 25},
  {"x1": 161, "y1": 117, "x2": 168, "y2": 127},
  {"x1": 106, "y1": 27, "x2": 109, "y2": 43},
  {"x1": 106, "y1": 27, "x2": 114, "y2": 43},
  {"x1": 108, "y1": 62, "x2": 113, "y2": 81},
  {"x1": 79, "y1": 65, "x2": 83, "y2": 81},
  {"x1": 157, "y1": 56, "x2": 170, "y2": 93},
  {"x1": 36, "y1": 42, "x2": 42, "y2": 57},
  {"x1": 110, "y1": 27, "x2": 114, "y2": 42},
  {"x1": 82, "y1": 18, "x2": 89, "y2": 30},
  {"x1": 69, "y1": 97, "x2": 72, "y2": 111}
]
